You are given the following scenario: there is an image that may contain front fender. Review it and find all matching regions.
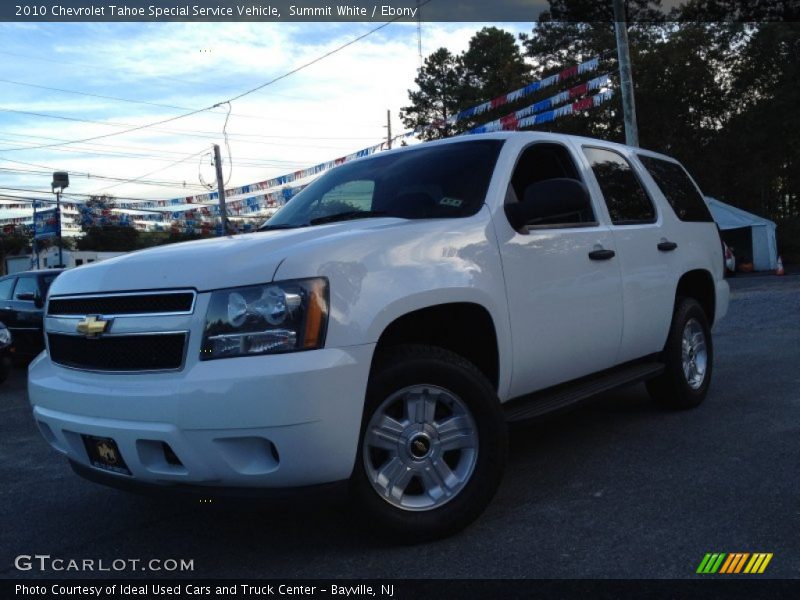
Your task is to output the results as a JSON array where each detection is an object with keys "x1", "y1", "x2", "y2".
[{"x1": 272, "y1": 208, "x2": 513, "y2": 399}]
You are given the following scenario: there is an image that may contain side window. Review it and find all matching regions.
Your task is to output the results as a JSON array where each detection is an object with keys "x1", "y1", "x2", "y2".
[
  {"x1": 583, "y1": 147, "x2": 656, "y2": 225},
  {"x1": 638, "y1": 155, "x2": 714, "y2": 222},
  {"x1": 0, "y1": 277, "x2": 16, "y2": 300},
  {"x1": 40, "y1": 275, "x2": 58, "y2": 295},
  {"x1": 13, "y1": 276, "x2": 38, "y2": 300},
  {"x1": 508, "y1": 143, "x2": 595, "y2": 228}
]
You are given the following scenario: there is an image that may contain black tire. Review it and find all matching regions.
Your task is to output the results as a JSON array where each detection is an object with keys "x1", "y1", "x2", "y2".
[
  {"x1": 646, "y1": 297, "x2": 713, "y2": 409},
  {"x1": 0, "y1": 357, "x2": 9, "y2": 385},
  {"x1": 351, "y1": 344, "x2": 507, "y2": 542}
]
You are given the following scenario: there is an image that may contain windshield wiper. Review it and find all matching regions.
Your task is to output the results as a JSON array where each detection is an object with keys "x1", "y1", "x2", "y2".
[
  {"x1": 259, "y1": 223, "x2": 304, "y2": 231},
  {"x1": 309, "y1": 210, "x2": 391, "y2": 226}
]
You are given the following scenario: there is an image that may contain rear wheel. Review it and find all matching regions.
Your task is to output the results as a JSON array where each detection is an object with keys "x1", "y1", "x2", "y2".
[
  {"x1": 647, "y1": 297, "x2": 713, "y2": 409},
  {"x1": 351, "y1": 345, "x2": 507, "y2": 542}
]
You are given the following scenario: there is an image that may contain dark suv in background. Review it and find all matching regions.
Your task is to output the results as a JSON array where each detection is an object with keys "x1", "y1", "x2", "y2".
[{"x1": 0, "y1": 269, "x2": 64, "y2": 362}]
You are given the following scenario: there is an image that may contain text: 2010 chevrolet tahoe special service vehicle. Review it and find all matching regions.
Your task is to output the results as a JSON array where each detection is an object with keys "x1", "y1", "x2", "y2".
[{"x1": 29, "y1": 132, "x2": 728, "y2": 540}]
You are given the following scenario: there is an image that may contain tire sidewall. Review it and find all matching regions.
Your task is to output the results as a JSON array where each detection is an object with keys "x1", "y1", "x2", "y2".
[
  {"x1": 351, "y1": 346, "x2": 507, "y2": 540},
  {"x1": 665, "y1": 298, "x2": 714, "y2": 405}
]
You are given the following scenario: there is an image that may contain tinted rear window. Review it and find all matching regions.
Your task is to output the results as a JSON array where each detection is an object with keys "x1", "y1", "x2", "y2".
[
  {"x1": 583, "y1": 147, "x2": 656, "y2": 225},
  {"x1": 638, "y1": 155, "x2": 713, "y2": 222}
]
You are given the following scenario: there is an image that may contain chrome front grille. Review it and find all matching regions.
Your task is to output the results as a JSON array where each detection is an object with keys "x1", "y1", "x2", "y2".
[{"x1": 46, "y1": 289, "x2": 196, "y2": 373}]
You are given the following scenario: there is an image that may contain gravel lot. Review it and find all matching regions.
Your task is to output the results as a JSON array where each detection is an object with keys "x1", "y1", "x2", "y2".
[{"x1": 2, "y1": 274, "x2": 798, "y2": 579}]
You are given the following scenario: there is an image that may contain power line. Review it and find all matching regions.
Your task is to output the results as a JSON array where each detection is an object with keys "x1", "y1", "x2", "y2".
[
  {"x1": 87, "y1": 148, "x2": 210, "y2": 194},
  {"x1": 0, "y1": 108, "x2": 375, "y2": 147},
  {"x1": 0, "y1": 166, "x2": 207, "y2": 190},
  {"x1": 0, "y1": 76, "x2": 374, "y2": 129},
  {"x1": 0, "y1": 135, "x2": 307, "y2": 167},
  {"x1": 0, "y1": 9, "x2": 431, "y2": 153}
]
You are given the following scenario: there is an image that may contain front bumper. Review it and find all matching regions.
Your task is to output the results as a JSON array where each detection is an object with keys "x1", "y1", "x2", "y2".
[{"x1": 28, "y1": 344, "x2": 375, "y2": 489}]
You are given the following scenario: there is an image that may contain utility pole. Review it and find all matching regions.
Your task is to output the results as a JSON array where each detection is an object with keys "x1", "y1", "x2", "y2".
[
  {"x1": 385, "y1": 110, "x2": 393, "y2": 149},
  {"x1": 32, "y1": 199, "x2": 38, "y2": 270},
  {"x1": 213, "y1": 144, "x2": 230, "y2": 235},
  {"x1": 51, "y1": 171, "x2": 68, "y2": 268},
  {"x1": 613, "y1": 0, "x2": 639, "y2": 147}
]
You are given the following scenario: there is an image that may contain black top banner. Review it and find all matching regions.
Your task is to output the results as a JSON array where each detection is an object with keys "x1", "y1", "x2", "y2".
[{"x1": 2, "y1": 0, "x2": 798, "y2": 22}]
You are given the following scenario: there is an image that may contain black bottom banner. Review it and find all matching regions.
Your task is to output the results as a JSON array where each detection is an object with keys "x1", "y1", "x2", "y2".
[{"x1": 5, "y1": 579, "x2": 800, "y2": 600}]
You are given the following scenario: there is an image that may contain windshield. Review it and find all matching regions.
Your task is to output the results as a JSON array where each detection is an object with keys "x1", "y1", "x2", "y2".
[{"x1": 261, "y1": 139, "x2": 504, "y2": 229}]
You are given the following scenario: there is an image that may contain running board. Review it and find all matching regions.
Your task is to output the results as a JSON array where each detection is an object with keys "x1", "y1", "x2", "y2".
[{"x1": 504, "y1": 361, "x2": 665, "y2": 423}]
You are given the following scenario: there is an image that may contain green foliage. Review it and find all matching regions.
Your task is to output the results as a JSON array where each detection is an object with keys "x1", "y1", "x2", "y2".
[
  {"x1": 76, "y1": 225, "x2": 140, "y2": 252},
  {"x1": 514, "y1": 2, "x2": 799, "y2": 223},
  {"x1": 401, "y1": 27, "x2": 531, "y2": 139},
  {"x1": 401, "y1": 48, "x2": 465, "y2": 140}
]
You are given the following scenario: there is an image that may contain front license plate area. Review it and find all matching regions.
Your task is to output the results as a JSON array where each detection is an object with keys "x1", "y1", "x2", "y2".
[{"x1": 81, "y1": 435, "x2": 131, "y2": 475}]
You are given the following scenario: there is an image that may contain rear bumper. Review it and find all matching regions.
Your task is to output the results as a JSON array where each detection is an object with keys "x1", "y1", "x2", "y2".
[
  {"x1": 714, "y1": 278, "x2": 730, "y2": 326},
  {"x1": 29, "y1": 344, "x2": 375, "y2": 489}
]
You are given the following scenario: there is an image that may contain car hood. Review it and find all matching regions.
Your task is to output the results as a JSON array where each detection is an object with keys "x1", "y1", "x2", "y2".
[{"x1": 48, "y1": 219, "x2": 411, "y2": 296}]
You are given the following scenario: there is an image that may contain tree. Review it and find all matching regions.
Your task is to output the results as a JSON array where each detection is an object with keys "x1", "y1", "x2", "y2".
[
  {"x1": 0, "y1": 229, "x2": 31, "y2": 275},
  {"x1": 401, "y1": 28, "x2": 531, "y2": 138},
  {"x1": 400, "y1": 48, "x2": 465, "y2": 140},
  {"x1": 76, "y1": 225, "x2": 139, "y2": 252},
  {"x1": 76, "y1": 194, "x2": 140, "y2": 251},
  {"x1": 459, "y1": 27, "x2": 532, "y2": 116}
]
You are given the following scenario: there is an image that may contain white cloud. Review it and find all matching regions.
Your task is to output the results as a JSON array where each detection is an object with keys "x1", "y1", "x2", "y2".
[{"x1": 0, "y1": 21, "x2": 532, "y2": 208}]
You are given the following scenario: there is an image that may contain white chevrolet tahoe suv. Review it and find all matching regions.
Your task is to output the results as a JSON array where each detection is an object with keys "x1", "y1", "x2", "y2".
[{"x1": 29, "y1": 132, "x2": 729, "y2": 540}]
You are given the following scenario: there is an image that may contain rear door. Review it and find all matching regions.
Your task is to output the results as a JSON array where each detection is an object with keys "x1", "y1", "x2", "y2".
[{"x1": 578, "y1": 145, "x2": 675, "y2": 362}]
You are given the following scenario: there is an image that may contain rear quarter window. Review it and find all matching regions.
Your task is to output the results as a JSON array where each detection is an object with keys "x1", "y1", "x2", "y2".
[{"x1": 638, "y1": 155, "x2": 714, "y2": 222}]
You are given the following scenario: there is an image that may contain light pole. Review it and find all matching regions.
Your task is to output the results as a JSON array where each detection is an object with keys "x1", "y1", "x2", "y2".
[{"x1": 51, "y1": 171, "x2": 69, "y2": 268}]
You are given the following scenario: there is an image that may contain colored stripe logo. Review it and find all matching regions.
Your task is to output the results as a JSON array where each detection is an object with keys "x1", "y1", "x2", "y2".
[{"x1": 697, "y1": 553, "x2": 773, "y2": 574}]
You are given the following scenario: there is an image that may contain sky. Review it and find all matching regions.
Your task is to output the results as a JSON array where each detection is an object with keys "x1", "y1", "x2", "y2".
[{"x1": 0, "y1": 20, "x2": 533, "y2": 216}]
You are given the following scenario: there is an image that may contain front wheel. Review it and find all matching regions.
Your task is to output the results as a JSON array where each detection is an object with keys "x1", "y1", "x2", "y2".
[
  {"x1": 351, "y1": 345, "x2": 507, "y2": 542},
  {"x1": 647, "y1": 297, "x2": 713, "y2": 409}
]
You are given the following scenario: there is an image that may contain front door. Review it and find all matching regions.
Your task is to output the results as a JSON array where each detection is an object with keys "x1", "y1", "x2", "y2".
[{"x1": 496, "y1": 142, "x2": 624, "y2": 398}]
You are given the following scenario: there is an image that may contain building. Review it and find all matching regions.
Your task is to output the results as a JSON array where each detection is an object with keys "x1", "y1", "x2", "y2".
[{"x1": 4, "y1": 248, "x2": 125, "y2": 275}]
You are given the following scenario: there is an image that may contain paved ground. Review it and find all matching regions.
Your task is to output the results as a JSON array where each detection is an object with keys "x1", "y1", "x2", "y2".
[{"x1": 2, "y1": 275, "x2": 798, "y2": 580}]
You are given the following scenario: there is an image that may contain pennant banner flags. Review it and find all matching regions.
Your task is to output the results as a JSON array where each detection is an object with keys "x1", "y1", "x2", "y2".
[
  {"x1": 468, "y1": 74, "x2": 611, "y2": 134},
  {"x1": 104, "y1": 143, "x2": 383, "y2": 212},
  {"x1": 467, "y1": 89, "x2": 615, "y2": 134},
  {"x1": 422, "y1": 55, "x2": 601, "y2": 132}
]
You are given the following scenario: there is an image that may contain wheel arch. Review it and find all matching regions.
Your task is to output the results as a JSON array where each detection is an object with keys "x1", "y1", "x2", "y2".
[
  {"x1": 372, "y1": 302, "x2": 501, "y2": 392},
  {"x1": 675, "y1": 269, "x2": 716, "y2": 324}
]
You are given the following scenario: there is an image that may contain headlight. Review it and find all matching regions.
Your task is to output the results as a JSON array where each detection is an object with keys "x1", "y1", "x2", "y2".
[
  {"x1": 200, "y1": 278, "x2": 328, "y2": 360},
  {"x1": 0, "y1": 323, "x2": 10, "y2": 349}
]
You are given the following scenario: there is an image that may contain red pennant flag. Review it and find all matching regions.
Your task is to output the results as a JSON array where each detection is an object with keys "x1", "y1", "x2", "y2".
[
  {"x1": 491, "y1": 96, "x2": 508, "y2": 109},
  {"x1": 569, "y1": 82, "x2": 588, "y2": 98},
  {"x1": 559, "y1": 65, "x2": 578, "y2": 81}
]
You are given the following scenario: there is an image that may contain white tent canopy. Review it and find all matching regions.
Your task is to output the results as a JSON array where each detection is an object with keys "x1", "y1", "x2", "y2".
[{"x1": 706, "y1": 196, "x2": 778, "y2": 271}]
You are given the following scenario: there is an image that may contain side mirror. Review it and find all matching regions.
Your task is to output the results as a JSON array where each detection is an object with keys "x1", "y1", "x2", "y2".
[
  {"x1": 16, "y1": 292, "x2": 43, "y2": 308},
  {"x1": 505, "y1": 178, "x2": 593, "y2": 230}
]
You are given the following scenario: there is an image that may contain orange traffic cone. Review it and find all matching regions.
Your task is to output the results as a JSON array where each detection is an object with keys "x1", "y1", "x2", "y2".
[{"x1": 776, "y1": 255, "x2": 785, "y2": 276}]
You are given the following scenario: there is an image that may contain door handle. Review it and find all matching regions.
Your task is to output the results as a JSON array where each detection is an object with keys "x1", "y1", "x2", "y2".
[
  {"x1": 657, "y1": 240, "x2": 678, "y2": 252},
  {"x1": 588, "y1": 248, "x2": 616, "y2": 261}
]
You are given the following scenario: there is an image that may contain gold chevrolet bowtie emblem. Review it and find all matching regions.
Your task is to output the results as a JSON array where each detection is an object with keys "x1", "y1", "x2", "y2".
[{"x1": 76, "y1": 315, "x2": 111, "y2": 337}]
